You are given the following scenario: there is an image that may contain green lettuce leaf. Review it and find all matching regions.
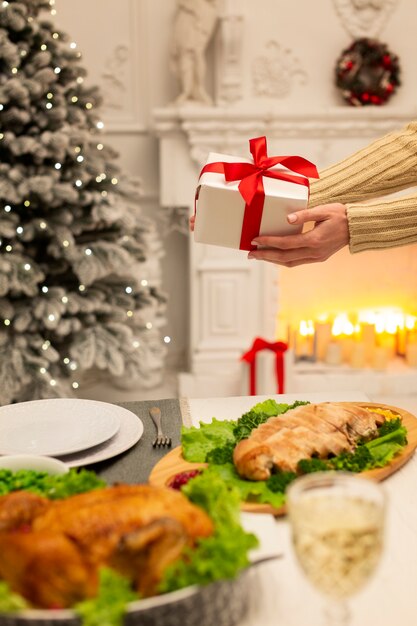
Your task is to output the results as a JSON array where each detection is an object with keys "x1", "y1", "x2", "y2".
[
  {"x1": 0, "y1": 581, "x2": 28, "y2": 613},
  {"x1": 181, "y1": 418, "x2": 236, "y2": 462},
  {"x1": 364, "y1": 425, "x2": 408, "y2": 466},
  {"x1": 160, "y1": 467, "x2": 258, "y2": 592},
  {"x1": 74, "y1": 568, "x2": 138, "y2": 626},
  {"x1": 202, "y1": 463, "x2": 287, "y2": 509}
]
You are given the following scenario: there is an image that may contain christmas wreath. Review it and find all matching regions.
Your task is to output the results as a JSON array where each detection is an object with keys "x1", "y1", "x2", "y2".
[{"x1": 335, "y1": 38, "x2": 400, "y2": 106}]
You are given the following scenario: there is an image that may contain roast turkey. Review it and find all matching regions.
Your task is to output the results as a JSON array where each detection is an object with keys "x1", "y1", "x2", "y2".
[
  {"x1": 233, "y1": 402, "x2": 385, "y2": 480},
  {"x1": 0, "y1": 484, "x2": 213, "y2": 608}
]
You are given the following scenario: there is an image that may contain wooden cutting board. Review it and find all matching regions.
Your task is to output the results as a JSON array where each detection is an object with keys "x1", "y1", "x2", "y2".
[{"x1": 148, "y1": 402, "x2": 417, "y2": 516}]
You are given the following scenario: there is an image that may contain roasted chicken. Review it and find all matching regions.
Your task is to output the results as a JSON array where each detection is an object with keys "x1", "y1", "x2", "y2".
[
  {"x1": 0, "y1": 484, "x2": 214, "y2": 608},
  {"x1": 233, "y1": 402, "x2": 385, "y2": 480}
]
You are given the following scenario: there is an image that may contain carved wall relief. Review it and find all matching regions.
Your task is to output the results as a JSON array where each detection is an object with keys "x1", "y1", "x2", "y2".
[
  {"x1": 332, "y1": 0, "x2": 399, "y2": 39},
  {"x1": 252, "y1": 41, "x2": 307, "y2": 98},
  {"x1": 101, "y1": 44, "x2": 129, "y2": 110},
  {"x1": 215, "y1": 12, "x2": 244, "y2": 105},
  {"x1": 170, "y1": 0, "x2": 220, "y2": 105}
]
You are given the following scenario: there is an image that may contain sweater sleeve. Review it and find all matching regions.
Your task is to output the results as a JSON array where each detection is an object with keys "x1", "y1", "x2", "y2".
[
  {"x1": 308, "y1": 120, "x2": 417, "y2": 253},
  {"x1": 346, "y1": 192, "x2": 417, "y2": 253}
]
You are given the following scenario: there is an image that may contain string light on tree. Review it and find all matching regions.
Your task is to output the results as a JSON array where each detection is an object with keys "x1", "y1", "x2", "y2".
[{"x1": 0, "y1": 0, "x2": 167, "y2": 403}]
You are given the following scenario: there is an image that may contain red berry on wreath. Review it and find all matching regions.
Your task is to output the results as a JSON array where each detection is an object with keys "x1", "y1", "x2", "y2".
[{"x1": 335, "y1": 38, "x2": 400, "y2": 106}]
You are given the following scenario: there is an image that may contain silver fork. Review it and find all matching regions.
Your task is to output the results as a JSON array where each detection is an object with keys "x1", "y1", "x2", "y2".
[{"x1": 149, "y1": 406, "x2": 172, "y2": 448}]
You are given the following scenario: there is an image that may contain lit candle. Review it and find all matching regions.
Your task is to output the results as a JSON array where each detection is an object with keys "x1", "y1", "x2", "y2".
[
  {"x1": 294, "y1": 320, "x2": 315, "y2": 362},
  {"x1": 361, "y1": 323, "x2": 376, "y2": 364},
  {"x1": 396, "y1": 326, "x2": 406, "y2": 356},
  {"x1": 405, "y1": 343, "x2": 417, "y2": 368},
  {"x1": 350, "y1": 343, "x2": 366, "y2": 369},
  {"x1": 372, "y1": 346, "x2": 389, "y2": 371},
  {"x1": 325, "y1": 341, "x2": 342, "y2": 366},
  {"x1": 315, "y1": 322, "x2": 332, "y2": 362},
  {"x1": 340, "y1": 336, "x2": 354, "y2": 363},
  {"x1": 376, "y1": 331, "x2": 396, "y2": 357}
]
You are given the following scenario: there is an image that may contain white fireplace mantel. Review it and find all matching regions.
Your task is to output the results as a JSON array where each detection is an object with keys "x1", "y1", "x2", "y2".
[{"x1": 153, "y1": 105, "x2": 417, "y2": 398}]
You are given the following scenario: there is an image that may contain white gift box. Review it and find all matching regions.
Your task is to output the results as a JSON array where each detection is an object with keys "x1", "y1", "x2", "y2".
[{"x1": 194, "y1": 150, "x2": 311, "y2": 251}]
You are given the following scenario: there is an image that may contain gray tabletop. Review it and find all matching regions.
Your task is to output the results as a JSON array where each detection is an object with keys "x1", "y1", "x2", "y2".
[{"x1": 89, "y1": 398, "x2": 184, "y2": 484}]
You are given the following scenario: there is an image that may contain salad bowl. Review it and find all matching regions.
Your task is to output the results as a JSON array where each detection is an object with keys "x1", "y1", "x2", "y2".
[{"x1": 0, "y1": 566, "x2": 255, "y2": 626}]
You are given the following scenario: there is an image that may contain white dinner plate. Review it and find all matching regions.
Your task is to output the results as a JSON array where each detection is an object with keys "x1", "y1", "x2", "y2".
[
  {"x1": 58, "y1": 404, "x2": 144, "y2": 467},
  {"x1": 0, "y1": 398, "x2": 121, "y2": 456}
]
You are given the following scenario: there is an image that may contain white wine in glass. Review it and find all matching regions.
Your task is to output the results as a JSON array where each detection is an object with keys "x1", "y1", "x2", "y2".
[{"x1": 287, "y1": 472, "x2": 386, "y2": 626}]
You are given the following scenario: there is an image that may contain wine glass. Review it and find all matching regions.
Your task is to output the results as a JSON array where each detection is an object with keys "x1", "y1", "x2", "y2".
[{"x1": 286, "y1": 472, "x2": 386, "y2": 626}]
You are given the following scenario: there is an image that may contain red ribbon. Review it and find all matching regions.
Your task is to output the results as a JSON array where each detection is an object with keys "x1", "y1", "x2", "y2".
[
  {"x1": 241, "y1": 337, "x2": 288, "y2": 396},
  {"x1": 197, "y1": 136, "x2": 319, "y2": 251}
]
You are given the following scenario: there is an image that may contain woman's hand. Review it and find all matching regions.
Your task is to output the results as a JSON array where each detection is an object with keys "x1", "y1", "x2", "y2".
[
  {"x1": 248, "y1": 203, "x2": 349, "y2": 267},
  {"x1": 189, "y1": 215, "x2": 195, "y2": 231}
]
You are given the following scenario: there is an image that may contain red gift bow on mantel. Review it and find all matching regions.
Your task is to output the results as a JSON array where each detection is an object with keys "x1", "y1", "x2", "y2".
[
  {"x1": 241, "y1": 337, "x2": 288, "y2": 396},
  {"x1": 197, "y1": 136, "x2": 319, "y2": 251}
]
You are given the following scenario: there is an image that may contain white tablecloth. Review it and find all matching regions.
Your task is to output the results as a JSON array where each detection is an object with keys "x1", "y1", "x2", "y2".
[{"x1": 183, "y1": 392, "x2": 417, "y2": 626}]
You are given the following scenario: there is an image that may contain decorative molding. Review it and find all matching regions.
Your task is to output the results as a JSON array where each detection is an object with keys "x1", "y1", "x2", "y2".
[
  {"x1": 102, "y1": 123, "x2": 147, "y2": 134},
  {"x1": 154, "y1": 105, "x2": 416, "y2": 168},
  {"x1": 215, "y1": 10, "x2": 244, "y2": 105},
  {"x1": 252, "y1": 41, "x2": 307, "y2": 98},
  {"x1": 99, "y1": 0, "x2": 143, "y2": 128},
  {"x1": 101, "y1": 45, "x2": 130, "y2": 110},
  {"x1": 332, "y1": 0, "x2": 399, "y2": 39},
  {"x1": 158, "y1": 206, "x2": 190, "y2": 237}
]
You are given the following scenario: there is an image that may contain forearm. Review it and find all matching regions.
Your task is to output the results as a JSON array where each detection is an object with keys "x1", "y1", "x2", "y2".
[
  {"x1": 347, "y1": 192, "x2": 417, "y2": 253},
  {"x1": 309, "y1": 120, "x2": 417, "y2": 207}
]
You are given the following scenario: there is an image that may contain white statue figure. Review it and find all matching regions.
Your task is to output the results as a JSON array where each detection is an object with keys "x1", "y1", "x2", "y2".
[{"x1": 170, "y1": 0, "x2": 219, "y2": 105}]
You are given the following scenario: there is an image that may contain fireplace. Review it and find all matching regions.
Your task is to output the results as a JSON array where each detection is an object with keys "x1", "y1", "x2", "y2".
[{"x1": 153, "y1": 106, "x2": 417, "y2": 398}]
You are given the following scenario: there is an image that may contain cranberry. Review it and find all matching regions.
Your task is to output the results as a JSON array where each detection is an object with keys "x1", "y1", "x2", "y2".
[{"x1": 168, "y1": 470, "x2": 202, "y2": 490}]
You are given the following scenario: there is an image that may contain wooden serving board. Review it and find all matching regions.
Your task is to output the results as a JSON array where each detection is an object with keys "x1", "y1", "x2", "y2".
[{"x1": 148, "y1": 402, "x2": 417, "y2": 516}]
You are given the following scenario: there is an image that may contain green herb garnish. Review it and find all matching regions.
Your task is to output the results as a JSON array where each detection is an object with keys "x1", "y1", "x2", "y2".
[{"x1": 0, "y1": 468, "x2": 105, "y2": 499}]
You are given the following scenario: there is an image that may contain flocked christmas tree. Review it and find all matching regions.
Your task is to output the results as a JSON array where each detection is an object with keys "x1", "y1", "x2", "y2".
[{"x1": 0, "y1": 0, "x2": 167, "y2": 404}]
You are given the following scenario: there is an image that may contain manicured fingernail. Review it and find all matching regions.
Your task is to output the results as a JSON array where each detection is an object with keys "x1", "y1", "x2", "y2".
[
  {"x1": 251, "y1": 240, "x2": 258, "y2": 246},
  {"x1": 287, "y1": 213, "x2": 297, "y2": 223}
]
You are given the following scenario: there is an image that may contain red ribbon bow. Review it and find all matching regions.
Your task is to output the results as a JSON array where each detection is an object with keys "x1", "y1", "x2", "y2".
[
  {"x1": 197, "y1": 136, "x2": 319, "y2": 251},
  {"x1": 241, "y1": 337, "x2": 288, "y2": 396}
]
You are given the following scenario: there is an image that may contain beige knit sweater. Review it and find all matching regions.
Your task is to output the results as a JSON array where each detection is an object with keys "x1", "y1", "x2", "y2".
[{"x1": 308, "y1": 120, "x2": 417, "y2": 253}]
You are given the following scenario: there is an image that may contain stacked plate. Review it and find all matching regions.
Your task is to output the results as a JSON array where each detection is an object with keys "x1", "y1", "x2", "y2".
[{"x1": 0, "y1": 398, "x2": 144, "y2": 467}]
